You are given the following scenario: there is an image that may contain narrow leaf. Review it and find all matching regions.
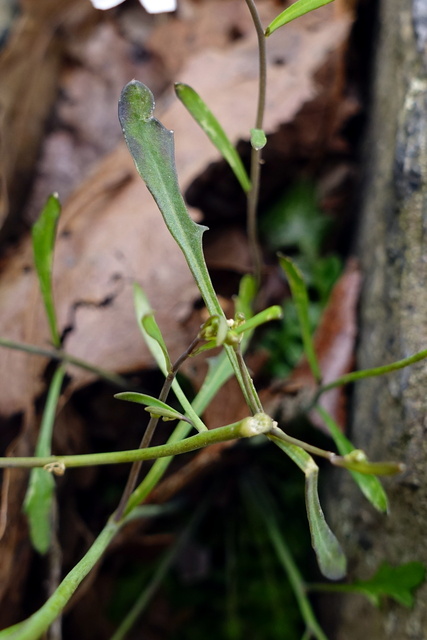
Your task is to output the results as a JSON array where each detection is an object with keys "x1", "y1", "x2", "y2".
[
  {"x1": 265, "y1": 0, "x2": 334, "y2": 36},
  {"x1": 175, "y1": 82, "x2": 251, "y2": 192},
  {"x1": 269, "y1": 432, "x2": 346, "y2": 579},
  {"x1": 120, "y1": 81, "x2": 257, "y2": 413},
  {"x1": 32, "y1": 194, "x2": 61, "y2": 347},
  {"x1": 24, "y1": 365, "x2": 65, "y2": 554},
  {"x1": 279, "y1": 255, "x2": 321, "y2": 381},
  {"x1": 133, "y1": 284, "x2": 207, "y2": 432},
  {"x1": 115, "y1": 391, "x2": 183, "y2": 419},
  {"x1": 316, "y1": 406, "x2": 388, "y2": 512},
  {"x1": 305, "y1": 465, "x2": 346, "y2": 580},
  {"x1": 234, "y1": 274, "x2": 257, "y2": 319},
  {"x1": 234, "y1": 305, "x2": 282, "y2": 335},
  {"x1": 141, "y1": 313, "x2": 172, "y2": 371}
]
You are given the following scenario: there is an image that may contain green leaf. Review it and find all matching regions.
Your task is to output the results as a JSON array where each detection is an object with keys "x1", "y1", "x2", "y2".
[
  {"x1": 23, "y1": 468, "x2": 55, "y2": 556},
  {"x1": 32, "y1": 194, "x2": 61, "y2": 347},
  {"x1": 315, "y1": 406, "x2": 388, "y2": 513},
  {"x1": 335, "y1": 562, "x2": 425, "y2": 607},
  {"x1": 120, "y1": 81, "x2": 258, "y2": 414},
  {"x1": 234, "y1": 274, "x2": 257, "y2": 319},
  {"x1": 133, "y1": 284, "x2": 207, "y2": 432},
  {"x1": 141, "y1": 314, "x2": 172, "y2": 372},
  {"x1": 269, "y1": 433, "x2": 346, "y2": 580},
  {"x1": 115, "y1": 392, "x2": 184, "y2": 421},
  {"x1": 305, "y1": 464, "x2": 346, "y2": 580},
  {"x1": 265, "y1": 0, "x2": 334, "y2": 36},
  {"x1": 24, "y1": 365, "x2": 65, "y2": 554},
  {"x1": 279, "y1": 255, "x2": 321, "y2": 382},
  {"x1": 250, "y1": 128, "x2": 267, "y2": 150},
  {"x1": 233, "y1": 305, "x2": 282, "y2": 335},
  {"x1": 174, "y1": 82, "x2": 251, "y2": 193}
]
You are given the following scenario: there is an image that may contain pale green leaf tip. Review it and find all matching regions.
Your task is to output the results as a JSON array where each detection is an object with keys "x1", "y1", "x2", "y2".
[
  {"x1": 250, "y1": 128, "x2": 267, "y2": 151},
  {"x1": 119, "y1": 80, "x2": 155, "y2": 125}
]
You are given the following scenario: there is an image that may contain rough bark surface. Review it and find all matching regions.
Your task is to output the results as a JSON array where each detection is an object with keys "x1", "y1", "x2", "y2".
[{"x1": 327, "y1": 0, "x2": 427, "y2": 638}]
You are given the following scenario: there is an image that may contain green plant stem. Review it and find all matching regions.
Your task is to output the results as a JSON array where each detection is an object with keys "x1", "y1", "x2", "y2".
[
  {"x1": 122, "y1": 349, "x2": 237, "y2": 515},
  {"x1": 245, "y1": 0, "x2": 267, "y2": 283},
  {"x1": 0, "y1": 420, "x2": 253, "y2": 471},
  {"x1": 0, "y1": 520, "x2": 119, "y2": 640},
  {"x1": 269, "y1": 426, "x2": 337, "y2": 462},
  {"x1": 316, "y1": 348, "x2": 427, "y2": 398},
  {"x1": 0, "y1": 337, "x2": 129, "y2": 389},
  {"x1": 114, "y1": 335, "x2": 203, "y2": 521},
  {"x1": 235, "y1": 345, "x2": 263, "y2": 413}
]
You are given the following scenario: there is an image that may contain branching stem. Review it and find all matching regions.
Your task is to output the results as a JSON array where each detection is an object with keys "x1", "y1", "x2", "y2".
[{"x1": 114, "y1": 335, "x2": 203, "y2": 520}]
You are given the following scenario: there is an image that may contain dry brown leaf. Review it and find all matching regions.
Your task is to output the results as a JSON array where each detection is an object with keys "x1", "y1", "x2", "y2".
[
  {"x1": 0, "y1": 145, "x2": 201, "y2": 417},
  {"x1": 0, "y1": 0, "x2": 96, "y2": 238}
]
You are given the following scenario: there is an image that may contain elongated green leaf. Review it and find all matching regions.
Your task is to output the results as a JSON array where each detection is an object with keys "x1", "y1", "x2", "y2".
[
  {"x1": 175, "y1": 82, "x2": 251, "y2": 193},
  {"x1": 305, "y1": 465, "x2": 346, "y2": 580},
  {"x1": 141, "y1": 314, "x2": 172, "y2": 371},
  {"x1": 315, "y1": 406, "x2": 388, "y2": 513},
  {"x1": 115, "y1": 392, "x2": 184, "y2": 421},
  {"x1": 234, "y1": 305, "x2": 282, "y2": 335},
  {"x1": 234, "y1": 274, "x2": 257, "y2": 318},
  {"x1": 23, "y1": 468, "x2": 55, "y2": 556},
  {"x1": 265, "y1": 0, "x2": 334, "y2": 36},
  {"x1": 120, "y1": 81, "x2": 258, "y2": 413},
  {"x1": 269, "y1": 432, "x2": 346, "y2": 579},
  {"x1": 32, "y1": 194, "x2": 61, "y2": 347},
  {"x1": 133, "y1": 284, "x2": 206, "y2": 432},
  {"x1": 279, "y1": 255, "x2": 321, "y2": 381},
  {"x1": 119, "y1": 82, "x2": 218, "y2": 314},
  {"x1": 24, "y1": 365, "x2": 65, "y2": 554}
]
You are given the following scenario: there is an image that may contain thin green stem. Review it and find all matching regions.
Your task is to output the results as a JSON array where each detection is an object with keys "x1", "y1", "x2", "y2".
[
  {"x1": 316, "y1": 348, "x2": 427, "y2": 398},
  {"x1": 0, "y1": 337, "x2": 129, "y2": 389},
  {"x1": 244, "y1": 0, "x2": 267, "y2": 283},
  {"x1": 114, "y1": 335, "x2": 203, "y2": 521},
  {"x1": 0, "y1": 421, "x2": 249, "y2": 471},
  {"x1": 269, "y1": 426, "x2": 337, "y2": 462},
  {"x1": 235, "y1": 346, "x2": 263, "y2": 413}
]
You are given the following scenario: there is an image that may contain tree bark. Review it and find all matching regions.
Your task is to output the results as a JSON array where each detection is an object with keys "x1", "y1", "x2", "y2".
[{"x1": 327, "y1": 0, "x2": 427, "y2": 638}]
